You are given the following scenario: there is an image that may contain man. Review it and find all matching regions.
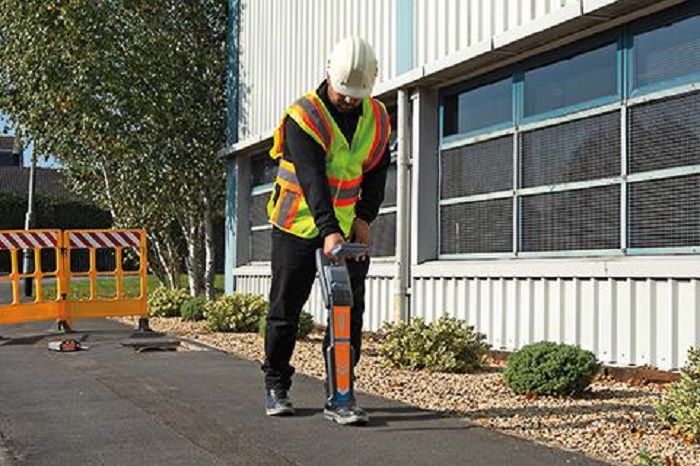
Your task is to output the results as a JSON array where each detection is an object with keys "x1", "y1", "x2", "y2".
[{"x1": 262, "y1": 36, "x2": 391, "y2": 425}]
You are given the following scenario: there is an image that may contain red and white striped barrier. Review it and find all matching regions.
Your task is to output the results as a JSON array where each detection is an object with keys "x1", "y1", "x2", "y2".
[
  {"x1": 67, "y1": 230, "x2": 142, "y2": 249},
  {"x1": 0, "y1": 231, "x2": 59, "y2": 250}
]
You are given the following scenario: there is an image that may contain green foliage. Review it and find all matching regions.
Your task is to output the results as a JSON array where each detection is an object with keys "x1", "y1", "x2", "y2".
[
  {"x1": 297, "y1": 311, "x2": 315, "y2": 340},
  {"x1": 148, "y1": 286, "x2": 190, "y2": 318},
  {"x1": 205, "y1": 293, "x2": 268, "y2": 333},
  {"x1": 503, "y1": 341, "x2": 599, "y2": 397},
  {"x1": 0, "y1": 194, "x2": 111, "y2": 231},
  {"x1": 634, "y1": 450, "x2": 664, "y2": 466},
  {"x1": 181, "y1": 296, "x2": 207, "y2": 322},
  {"x1": 257, "y1": 310, "x2": 316, "y2": 340},
  {"x1": 378, "y1": 315, "x2": 490, "y2": 373},
  {"x1": 654, "y1": 347, "x2": 700, "y2": 442},
  {"x1": 0, "y1": 0, "x2": 228, "y2": 291}
]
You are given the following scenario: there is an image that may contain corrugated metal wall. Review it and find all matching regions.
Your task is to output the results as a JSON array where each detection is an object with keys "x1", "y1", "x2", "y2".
[
  {"x1": 237, "y1": 269, "x2": 700, "y2": 371},
  {"x1": 413, "y1": 0, "x2": 572, "y2": 65},
  {"x1": 237, "y1": 0, "x2": 579, "y2": 140},
  {"x1": 238, "y1": 0, "x2": 396, "y2": 140},
  {"x1": 235, "y1": 273, "x2": 395, "y2": 332},
  {"x1": 412, "y1": 275, "x2": 700, "y2": 371}
]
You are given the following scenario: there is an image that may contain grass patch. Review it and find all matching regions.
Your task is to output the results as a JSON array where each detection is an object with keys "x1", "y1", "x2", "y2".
[{"x1": 39, "y1": 274, "x2": 224, "y2": 300}]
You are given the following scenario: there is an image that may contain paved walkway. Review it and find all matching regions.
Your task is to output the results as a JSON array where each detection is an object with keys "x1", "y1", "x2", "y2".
[{"x1": 0, "y1": 319, "x2": 611, "y2": 466}]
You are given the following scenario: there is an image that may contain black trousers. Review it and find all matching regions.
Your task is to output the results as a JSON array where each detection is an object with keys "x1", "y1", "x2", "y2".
[{"x1": 262, "y1": 228, "x2": 370, "y2": 391}]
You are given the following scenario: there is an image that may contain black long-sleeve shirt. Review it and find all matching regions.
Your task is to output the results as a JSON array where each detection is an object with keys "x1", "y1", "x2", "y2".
[{"x1": 281, "y1": 81, "x2": 390, "y2": 239}]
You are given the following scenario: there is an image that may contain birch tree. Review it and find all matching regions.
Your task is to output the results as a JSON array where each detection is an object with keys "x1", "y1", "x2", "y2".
[{"x1": 0, "y1": 0, "x2": 227, "y2": 297}]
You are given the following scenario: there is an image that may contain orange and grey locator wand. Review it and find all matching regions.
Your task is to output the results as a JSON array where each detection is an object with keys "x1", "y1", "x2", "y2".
[{"x1": 316, "y1": 243, "x2": 367, "y2": 406}]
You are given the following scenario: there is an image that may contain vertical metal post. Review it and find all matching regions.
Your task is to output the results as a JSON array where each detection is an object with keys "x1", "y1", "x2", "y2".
[
  {"x1": 224, "y1": 0, "x2": 241, "y2": 295},
  {"x1": 394, "y1": 89, "x2": 411, "y2": 323},
  {"x1": 23, "y1": 141, "x2": 36, "y2": 297}
]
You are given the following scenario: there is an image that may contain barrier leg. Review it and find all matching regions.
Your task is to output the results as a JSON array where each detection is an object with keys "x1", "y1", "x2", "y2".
[
  {"x1": 130, "y1": 317, "x2": 162, "y2": 338},
  {"x1": 57, "y1": 319, "x2": 72, "y2": 333},
  {"x1": 138, "y1": 318, "x2": 152, "y2": 332}
]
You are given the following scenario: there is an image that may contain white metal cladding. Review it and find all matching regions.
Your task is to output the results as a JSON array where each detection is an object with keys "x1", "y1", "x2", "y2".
[
  {"x1": 234, "y1": 270, "x2": 395, "y2": 332},
  {"x1": 238, "y1": 0, "x2": 396, "y2": 140},
  {"x1": 413, "y1": 0, "x2": 575, "y2": 68},
  {"x1": 411, "y1": 275, "x2": 700, "y2": 371}
]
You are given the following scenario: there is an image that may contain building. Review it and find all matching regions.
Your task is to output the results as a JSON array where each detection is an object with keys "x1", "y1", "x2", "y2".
[
  {"x1": 221, "y1": 0, "x2": 700, "y2": 371},
  {"x1": 0, "y1": 136, "x2": 21, "y2": 167}
]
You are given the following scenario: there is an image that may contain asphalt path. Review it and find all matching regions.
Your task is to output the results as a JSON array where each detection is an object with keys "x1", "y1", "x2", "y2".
[{"x1": 0, "y1": 318, "x2": 613, "y2": 465}]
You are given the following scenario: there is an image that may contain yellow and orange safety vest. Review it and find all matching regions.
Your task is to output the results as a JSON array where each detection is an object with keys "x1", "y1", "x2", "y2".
[{"x1": 267, "y1": 91, "x2": 390, "y2": 239}]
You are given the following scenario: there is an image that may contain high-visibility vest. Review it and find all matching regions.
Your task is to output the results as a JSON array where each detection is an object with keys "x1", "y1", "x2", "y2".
[{"x1": 267, "y1": 91, "x2": 390, "y2": 239}]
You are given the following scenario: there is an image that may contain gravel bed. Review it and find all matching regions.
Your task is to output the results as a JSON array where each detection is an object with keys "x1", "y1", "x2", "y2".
[{"x1": 123, "y1": 317, "x2": 700, "y2": 466}]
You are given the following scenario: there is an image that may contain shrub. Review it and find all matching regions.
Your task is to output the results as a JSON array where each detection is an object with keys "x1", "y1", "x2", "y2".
[
  {"x1": 205, "y1": 293, "x2": 268, "y2": 332},
  {"x1": 297, "y1": 311, "x2": 315, "y2": 339},
  {"x1": 378, "y1": 315, "x2": 490, "y2": 373},
  {"x1": 503, "y1": 341, "x2": 599, "y2": 397},
  {"x1": 257, "y1": 310, "x2": 316, "y2": 340},
  {"x1": 148, "y1": 286, "x2": 190, "y2": 318},
  {"x1": 181, "y1": 296, "x2": 207, "y2": 322},
  {"x1": 654, "y1": 347, "x2": 700, "y2": 442}
]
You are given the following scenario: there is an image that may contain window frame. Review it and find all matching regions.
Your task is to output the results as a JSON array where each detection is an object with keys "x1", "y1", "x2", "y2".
[{"x1": 437, "y1": 8, "x2": 700, "y2": 260}]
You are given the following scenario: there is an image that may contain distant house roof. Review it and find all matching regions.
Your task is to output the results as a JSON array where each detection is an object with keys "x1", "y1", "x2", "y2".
[
  {"x1": 0, "y1": 136, "x2": 14, "y2": 152},
  {"x1": 0, "y1": 136, "x2": 20, "y2": 167},
  {"x1": 0, "y1": 166, "x2": 78, "y2": 200}
]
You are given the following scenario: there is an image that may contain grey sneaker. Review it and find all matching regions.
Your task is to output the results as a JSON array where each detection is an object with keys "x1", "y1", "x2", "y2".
[
  {"x1": 265, "y1": 388, "x2": 295, "y2": 416},
  {"x1": 323, "y1": 401, "x2": 369, "y2": 425}
]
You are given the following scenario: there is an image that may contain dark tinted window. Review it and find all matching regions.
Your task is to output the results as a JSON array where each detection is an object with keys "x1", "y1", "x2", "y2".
[
  {"x1": 251, "y1": 152, "x2": 277, "y2": 187},
  {"x1": 634, "y1": 12, "x2": 700, "y2": 90},
  {"x1": 443, "y1": 78, "x2": 512, "y2": 136},
  {"x1": 524, "y1": 42, "x2": 617, "y2": 117}
]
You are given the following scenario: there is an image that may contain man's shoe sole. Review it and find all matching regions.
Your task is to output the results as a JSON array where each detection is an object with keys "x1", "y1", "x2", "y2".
[
  {"x1": 323, "y1": 409, "x2": 369, "y2": 426},
  {"x1": 266, "y1": 406, "x2": 295, "y2": 416}
]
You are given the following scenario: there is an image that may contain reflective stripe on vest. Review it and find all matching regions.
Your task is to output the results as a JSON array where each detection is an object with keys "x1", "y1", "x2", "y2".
[
  {"x1": 294, "y1": 97, "x2": 333, "y2": 152},
  {"x1": 363, "y1": 99, "x2": 391, "y2": 172},
  {"x1": 270, "y1": 94, "x2": 333, "y2": 158},
  {"x1": 275, "y1": 160, "x2": 360, "y2": 207}
]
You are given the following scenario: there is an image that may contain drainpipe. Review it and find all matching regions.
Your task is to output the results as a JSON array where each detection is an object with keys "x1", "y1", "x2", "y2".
[
  {"x1": 224, "y1": 0, "x2": 240, "y2": 294},
  {"x1": 394, "y1": 89, "x2": 411, "y2": 322}
]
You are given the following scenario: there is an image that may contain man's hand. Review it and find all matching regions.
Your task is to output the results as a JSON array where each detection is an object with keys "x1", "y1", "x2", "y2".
[
  {"x1": 323, "y1": 232, "x2": 345, "y2": 258},
  {"x1": 349, "y1": 218, "x2": 370, "y2": 261}
]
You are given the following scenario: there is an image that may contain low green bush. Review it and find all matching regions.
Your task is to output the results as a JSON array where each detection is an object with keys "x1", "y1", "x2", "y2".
[
  {"x1": 148, "y1": 286, "x2": 190, "y2": 318},
  {"x1": 181, "y1": 296, "x2": 207, "y2": 322},
  {"x1": 257, "y1": 310, "x2": 316, "y2": 340},
  {"x1": 503, "y1": 341, "x2": 599, "y2": 397},
  {"x1": 297, "y1": 311, "x2": 315, "y2": 339},
  {"x1": 378, "y1": 315, "x2": 490, "y2": 373},
  {"x1": 205, "y1": 293, "x2": 268, "y2": 332},
  {"x1": 654, "y1": 347, "x2": 700, "y2": 442}
]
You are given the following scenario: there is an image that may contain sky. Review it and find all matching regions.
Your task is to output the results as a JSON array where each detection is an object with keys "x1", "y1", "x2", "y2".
[{"x1": 0, "y1": 112, "x2": 59, "y2": 168}]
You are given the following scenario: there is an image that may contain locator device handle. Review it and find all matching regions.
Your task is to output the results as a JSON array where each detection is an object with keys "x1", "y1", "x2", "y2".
[{"x1": 330, "y1": 243, "x2": 368, "y2": 260}]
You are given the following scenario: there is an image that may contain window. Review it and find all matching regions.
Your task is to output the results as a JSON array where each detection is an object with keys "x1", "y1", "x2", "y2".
[
  {"x1": 520, "y1": 112, "x2": 620, "y2": 187},
  {"x1": 249, "y1": 151, "x2": 276, "y2": 262},
  {"x1": 251, "y1": 152, "x2": 277, "y2": 187},
  {"x1": 520, "y1": 186, "x2": 620, "y2": 252},
  {"x1": 441, "y1": 136, "x2": 513, "y2": 198},
  {"x1": 629, "y1": 175, "x2": 700, "y2": 249},
  {"x1": 628, "y1": 91, "x2": 700, "y2": 173},
  {"x1": 443, "y1": 77, "x2": 512, "y2": 137},
  {"x1": 439, "y1": 6, "x2": 700, "y2": 257},
  {"x1": 633, "y1": 11, "x2": 700, "y2": 91},
  {"x1": 369, "y1": 107, "x2": 398, "y2": 258},
  {"x1": 440, "y1": 199, "x2": 513, "y2": 254},
  {"x1": 523, "y1": 42, "x2": 618, "y2": 118}
]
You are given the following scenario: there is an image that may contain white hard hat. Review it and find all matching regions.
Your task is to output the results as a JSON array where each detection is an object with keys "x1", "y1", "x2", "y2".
[{"x1": 327, "y1": 37, "x2": 378, "y2": 99}]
